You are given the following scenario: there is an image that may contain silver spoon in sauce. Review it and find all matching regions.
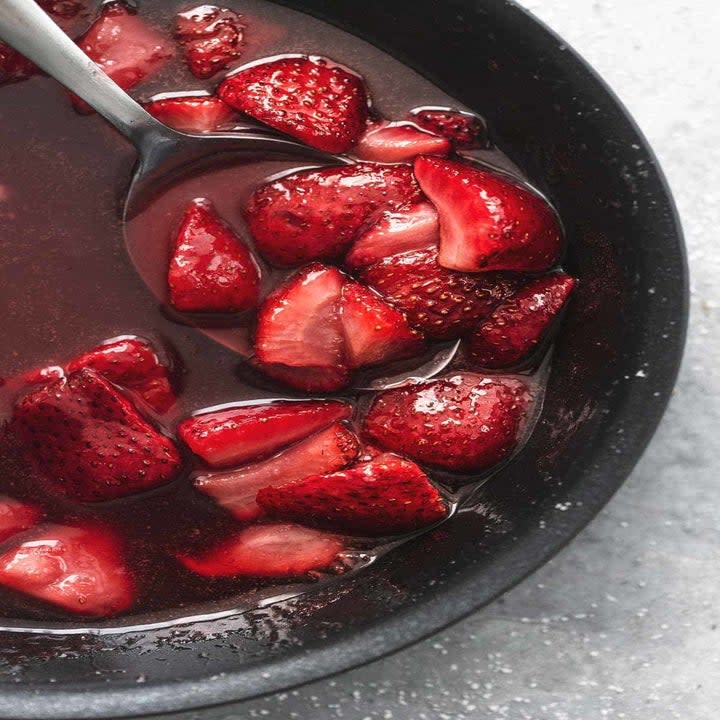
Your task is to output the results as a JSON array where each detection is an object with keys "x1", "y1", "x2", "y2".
[{"x1": 0, "y1": 0, "x2": 458, "y2": 391}]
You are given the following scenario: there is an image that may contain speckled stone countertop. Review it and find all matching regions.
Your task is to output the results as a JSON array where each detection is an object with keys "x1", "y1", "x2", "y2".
[{"x1": 187, "y1": 1, "x2": 718, "y2": 717}]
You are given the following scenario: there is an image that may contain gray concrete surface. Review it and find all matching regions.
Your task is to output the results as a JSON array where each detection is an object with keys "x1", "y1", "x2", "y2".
[{"x1": 216, "y1": 1, "x2": 720, "y2": 717}]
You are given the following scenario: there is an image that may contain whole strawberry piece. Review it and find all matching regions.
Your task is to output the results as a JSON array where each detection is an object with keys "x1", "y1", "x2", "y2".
[
  {"x1": 218, "y1": 55, "x2": 369, "y2": 153},
  {"x1": 245, "y1": 162, "x2": 423, "y2": 267},
  {"x1": 360, "y1": 247, "x2": 524, "y2": 340},
  {"x1": 175, "y1": 5, "x2": 245, "y2": 79},
  {"x1": 414, "y1": 156, "x2": 563, "y2": 273},
  {"x1": 145, "y1": 94, "x2": 236, "y2": 133},
  {"x1": 468, "y1": 273, "x2": 577, "y2": 368},
  {"x1": 179, "y1": 399, "x2": 351, "y2": 468},
  {"x1": 11, "y1": 369, "x2": 181, "y2": 502},
  {"x1": 0, "y1": 496, "x2": 41, "y2": 543},
  {"x1": 168, "y1": 199, "x2": 260, "y2": 314},
  {"x1": 363, "y1": 373, "x2": 532, "y2": 474},
  {"x1": 409, "y1": 108, "x2": 487, "y2": 149},
  {"x1": 353, "y1": 120, "x2": 451, "y2": 163}
]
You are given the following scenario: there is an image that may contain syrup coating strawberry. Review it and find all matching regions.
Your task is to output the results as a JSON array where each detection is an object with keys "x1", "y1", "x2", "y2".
[
  {"x1": 0, "y1": 496, "x2": 41, "y2": 544},
  {"x1": 353, "y1": 120, "x2": 451, "y2": 163},
  {"x1": 145, "y1": 95, "x2": 236, "y2": 133},
  {"x1": 410, "y1": 108, "x2": 487, "y2": 149}
]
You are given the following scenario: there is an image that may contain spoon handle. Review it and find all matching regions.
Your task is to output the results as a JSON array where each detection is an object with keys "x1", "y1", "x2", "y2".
[{"x1": 0, "y1": 0, "x2": 172, "y2": 147}]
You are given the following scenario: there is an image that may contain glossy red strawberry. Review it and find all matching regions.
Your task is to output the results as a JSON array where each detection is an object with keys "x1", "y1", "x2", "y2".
[
  {"x1": 258, "y1": 453, "x2": 447, "y2": 536},
  {"x1": 194, "y1": 422, "x2": 360, "y2": 521},
  {"x1": 175, "y1": 4, "x2": 245, "y2": 79},
  {"x1": 414, "y1": 156, "x2": 563, "y2": 272},
  {"x1": 246, "y1": 162, "x2": 423, "y2": 267},
  {"x1": 11, "y1": 369, "x2": 181, "y2": 502},
  {"x1": 340, "y1": 281, "x2": 424, "y2": 368},
  {"x1": 353, "y1": 120, "x2": 451, "y2": 163},
  {"x1": 0, "y1": 44, "x2": 38, "y2": 85},
  {"x1": 179, "y1": 523, "x2": 345, "y2": 578},
  {"x1": 468, "y1": 273, "x2": 577, "y2": 368},
  {"x1": 0, "y1": 522, "x2": 134, "y2": 616},
  {"x1": 344, "y1": 202, "x2": 439, "y2": 270},
  {"x1": 168, "y1": 199, "x2": 260, "y2": 314},
  {"x1": 409, "y1": 108, "x2": 486, "y2": 149},
  {"x1": 179, "y1": 400, "x2": 351, "y2": 469},
  {"x1": 363, "y1": 372, "x2": 532, "y2": 474},
  {"x1": 218, "y1": 55, "x2": 368, "y2": 153},
  {"x1": 360, "y1": 247, "x2": 524, "y2": 340},
  {"x1": 145, "y1": 94, "x2": 236, "y2": 132},
  {"x1": 0, "y1": 496, "x2": 41, "y2": 543}
]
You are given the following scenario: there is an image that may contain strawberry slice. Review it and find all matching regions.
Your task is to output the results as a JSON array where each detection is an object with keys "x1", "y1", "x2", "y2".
[
  {"x1": 414, "y1": 156, "x2": 563, "y2": 273},
  {"x1": 363, "y1": 372, "x2": 532, "y2": 474},
  {"x1": 179, "y1": 399, "x2": 351, "y2": 469},
  {"x1": 468, "y1": 273, "x2": 577, "y2": 368},
  {"x1": 0, "y1": 497, "x2": 41, "y2": 544},
  {"x1": 245, "y1": 163, "x2": 423, "y2": 267},
  {"x1": 11, "y1": 369, "x2": 181, "y2": 502},
  {"x1": 178, "y1": 523, "x2": 345, "y2": 578},
  {"x1": 345, "y1": 202, "x2": 439, "y2": 270},
  {"x1": 0, "y1": 523, "x2": 134, "y2": 616},
  {"x1": 353, "y1": 120, "x2": 451, "y2": 163},
  {"x1": 360, "y1": 247, "x2": 524, "y2": 340},
  {"x1": 257, "y1": 453, "x2": 447, "y2": 536},
  {"x1": 255, "y1": 264, "x2": 349, "y2": 392},
  {"x1": 218, "y1": 55, "x2": 369, "y2": 153},
  {"x1": 409, "y1": 107, "x2": 487, "y2": 149},
  {"x1": 145, "y1": 94, "x2": 236, "y2": 132},
  {"x1": 175, "y1": 5, "x2": 245, "y2": 79},
  {"x1": 66, "y1": 336, "x2": 175, "y2": 414},
  {"x1": 168, "y1": 199, "x2": 260, "y2": 314},
  {"x1": 340, "y1": 281, "x2": 424, "y2": 368},
  {"x1": 194, "y1": 422, "x2": 360, "y2": 521}
]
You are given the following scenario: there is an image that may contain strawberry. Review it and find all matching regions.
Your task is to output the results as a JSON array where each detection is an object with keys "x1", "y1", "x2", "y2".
[
  {"x1": 414, "y1": 156, "x2": 563, "y2": 273},
  {"x1": 254, "y1": 264, "x2": 349, "y2": 392},
  {"x1": 360, "y1": 247, "x2": 524, "y2": 340},
  {"x1": 0, "y1": 523, "x2": 134, "y2": 616},
  {"x1": 218, "y1": 55, "x2": 369, "y2": 153},
  {"x1": 179, "y1": 399, "x2": 351, "y2": 469},
  {"x1": 257, "y1": 453, "x2": 447, "y2": 536},
  {"x1": 353, "y1": 120, "x2": 451, "y2": 163},
  {"x1": 66, "y1": 336, "x2": 175, "y2": 414},
  {"x1": 467, "y1": 273, "x2": 577, "y2": 368},
  {"x1": 344, "y1": 202, "x2": 439, "y2": 270},
  {"x1": 0, "y1": 44, "x2": 38, "y2": 85},
  {"x1": 11, "y1": 369, "x2": 181, "y2": 502},
  {"x1": 363, "y1": 372, "x2": 532, "y2": 473},
  {"x1": 20, "y1": 365, "x2": 65, "y2": 387},
  {"x1": 194, "y1": 422, "x2": 360, "y2": 521},
  {"x1": 145, "y1": 94, "x2": 236, "y2": 133},
  {"x1": 0, "y1": 496, "x2": 41, "y2": 543},
  {"x1": 245, "y1": 163, "x2": 423, "y2": 267},
  {"x1": 409, "y1": 108, "x2": 487, "y2": 149},
  {"x1": 168, "y1": 199, "x2": 260, "y2": 314},
  {"x1": 178, "y1": 523, "x2": 344, "y2": 578},
  {"x1": 340, "y1": 281, "x2": 424, "y2": 368},
  {"x1": 174, "y1": 5, "x2": 245, "y2": 79}
]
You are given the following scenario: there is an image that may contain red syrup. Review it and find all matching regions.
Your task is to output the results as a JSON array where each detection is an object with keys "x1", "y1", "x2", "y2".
[{"x1": 0, "y1": 0, "x2": 554, "y2": 630}]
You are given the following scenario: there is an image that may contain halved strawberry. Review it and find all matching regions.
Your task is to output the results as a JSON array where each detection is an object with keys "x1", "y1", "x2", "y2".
[
  {"x1": 254, "y1": 264, "x2": 348, "y2": 392},
  {"x1": 0, "y1": 522, "x2": 134, "y2": 616},
  {"x1": 257, "y1": 453, "x2": 447, "y2": 536},
  {"x1": 409, "y1": 107, "x2": 487, "y2": 149},
  {"x1": 168, "y1": 199, "x2": 260, "y2": 314},
  {"x1": 340, "y1": 281, "x2": 424, "y2": 368},
  {"x1": 11, "y1": 369, "x2": 181, "y2": 502},
  {"x1": 352, "y1": 120, "x2": 451, "y2": 163},
  {"x1": 175, "y1": 5, "x2": 245, "y2": 79},
  {"x1": 179, "y1": 400, "x2": 351, "y2": 469},
  {"x1": 360, "y1": 247, "x2": 524, "y2": 340},
  {"x1": 178, "y1": 523, "x2": 345, "y2": 578},
  {"x1": 194, "y1": 422, "x2": 360, "y2": 521},
  {"x1": 246, "y1": 162, "x2": 423, "y2": 267},
  {"x1": 0, "y1": 496, "x2": 41, "y2": 543},
  {"x1": 344, "y1": 202, "x2": 439, "y2": 270},
  {"x1": 363, "y1": 372, "x2": 532, "y2": 474},
  {"x1": 218, "y1": 55, "x2": 368, "y2": 153},
  {"x1": 67, "y1": 336, "x2": 175, "y2": 414},
  {"x1": 468, "y1": 273, "x2": 577, "y2": 368},
  {"x1": 414, "y1": 156, "x2": 563, "y2": 273},
  {"x1": 145, "y1": 94, "x2": 236, "y2": 132}
]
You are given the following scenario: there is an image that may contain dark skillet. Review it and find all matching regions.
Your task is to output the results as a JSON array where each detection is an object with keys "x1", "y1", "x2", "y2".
[{"x1": 0, "y1": 0, "x2": 687, "y2": 717}]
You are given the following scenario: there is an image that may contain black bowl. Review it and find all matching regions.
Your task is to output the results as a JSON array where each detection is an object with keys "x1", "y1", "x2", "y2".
[{"x1": 0, "y1": 1, "x2": 687, "y2": 717}]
